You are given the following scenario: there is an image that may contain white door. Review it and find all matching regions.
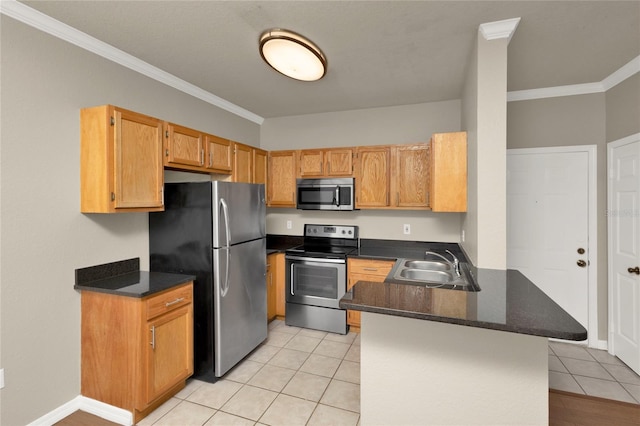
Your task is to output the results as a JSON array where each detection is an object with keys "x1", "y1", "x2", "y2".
[
  {"x1": 608, "y1": 135, "x2": 640, "y2": 375},
  {"x1": 507, "y1": 147, "x2": 596, "y2": 345}
]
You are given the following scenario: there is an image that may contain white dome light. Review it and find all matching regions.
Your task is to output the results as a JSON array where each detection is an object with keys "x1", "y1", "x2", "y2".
[{"x1": 259, "y1": 29, "x2": 327, "y2": 81}]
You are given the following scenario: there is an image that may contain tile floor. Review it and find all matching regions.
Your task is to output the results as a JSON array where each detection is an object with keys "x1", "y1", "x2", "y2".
[
  {"x1": 136, "y1": 321, "x2": 640, "y2": 425},
  {"x1": 549, "y1": 340, "x2": 640, "y2": 404}
]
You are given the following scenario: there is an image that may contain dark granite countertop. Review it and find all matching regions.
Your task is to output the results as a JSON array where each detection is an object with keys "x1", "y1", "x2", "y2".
[
  {"x1": 352, "y1": 238, "x2": 465, "y2": 261},
  {"x1": 340, "y1": 267, "x2": 587, "y2": 341},
  {"x1": 267, "y1": 234, "x2": 304, "y2": 253},
  {"x1": 74, "y1": 258, "x2": 195, "y2": 298}
]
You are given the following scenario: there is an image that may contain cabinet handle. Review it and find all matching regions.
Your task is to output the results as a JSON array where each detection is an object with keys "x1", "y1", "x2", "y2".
[
  {"x1": 165, "y1": 130, "x2": 169, "y2": 138},
  {"x1": 397, "y1": 192, "x2": 399, "y2": 206},
  {"x1": 209, "y1": 151, "x2": 213, "y2": 167},
  {"x1": 201, "y1": 149, "x2": 205, "y2": 166},
  {"x1": 150, "y1": 326, "x2": 155, "y2": 350},
  {"x1": 328, "y1": 162, "x2": 331, "y2": 174},
  {"x1": 165, "y1": 297, "x2": 185, "y2": 307},
  {"x1": 363, "y1": 267, "x2": 378, "y2": 272},
  {"x1": 165, "y1": 149, "x2": 169, "y2": 157}
]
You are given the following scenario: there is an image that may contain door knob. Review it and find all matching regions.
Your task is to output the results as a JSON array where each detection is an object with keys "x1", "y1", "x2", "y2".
[
  {"x1": 628, "y1": 267, "x2": 640, "y2": 275},
  {"x1": 577, "y1": 260, "x2": 587, "y2": 268}
]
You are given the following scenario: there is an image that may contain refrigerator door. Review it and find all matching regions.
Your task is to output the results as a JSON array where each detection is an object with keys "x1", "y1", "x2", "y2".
[
  {"x1": 212, "y1": 181, "x2": 266, "y2": 248},
  {"x1": 213, "y1": 237, "x2": 267, "y2": 377}
]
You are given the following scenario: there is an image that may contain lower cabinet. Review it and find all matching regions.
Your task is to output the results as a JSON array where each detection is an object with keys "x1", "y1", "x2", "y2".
[
  {"x1": 80, "y1": 282, "x2": 194, "y2": 423},
  {"x1": 347, "y1": 258, "x2": 395, "y2": 329},
  {"x1": 267, "y1": 253, "x2": 286, "y2": 320}
]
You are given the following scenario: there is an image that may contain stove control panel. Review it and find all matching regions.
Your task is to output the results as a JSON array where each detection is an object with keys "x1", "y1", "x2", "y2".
[{"x1": 304, "y1": 224, "x2": 358, "y2": 239}]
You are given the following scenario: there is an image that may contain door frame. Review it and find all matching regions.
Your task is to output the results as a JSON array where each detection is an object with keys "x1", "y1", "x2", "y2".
[
  {"x1": 507, "y1": 145, "x2": 598, "y2": 348},
  {"x1": 607, "y1": 132, "x2": 640, "y2": 356}
]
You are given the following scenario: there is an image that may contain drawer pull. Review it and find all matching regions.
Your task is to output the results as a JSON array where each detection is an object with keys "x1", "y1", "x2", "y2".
[
  {"x1": 363, "y1": 267, "x2": 378, "y2": 272},
  {"x1": 165, "y1": 297, "x2": 185, "y2": 307}
]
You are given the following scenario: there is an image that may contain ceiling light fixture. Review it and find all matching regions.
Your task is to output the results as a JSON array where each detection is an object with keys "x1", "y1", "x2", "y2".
[{"x1": 259, "y1": 29, "x2": 327, "y2": 81}]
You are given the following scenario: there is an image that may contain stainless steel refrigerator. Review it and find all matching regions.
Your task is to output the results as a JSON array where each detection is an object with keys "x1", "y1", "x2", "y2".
[{"x1": 149, "y1": 181, "x2": 267, "y2": 381}]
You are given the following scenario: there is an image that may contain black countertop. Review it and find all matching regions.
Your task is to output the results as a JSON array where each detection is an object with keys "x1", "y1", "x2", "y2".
[{"x1": 74, "y1": 258, "x2": 195, "y2": 298}]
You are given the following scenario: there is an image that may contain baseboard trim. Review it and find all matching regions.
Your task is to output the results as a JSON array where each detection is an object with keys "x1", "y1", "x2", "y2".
[{"x1": 27, "y1": 396, "x2": 132, "y2": 426}]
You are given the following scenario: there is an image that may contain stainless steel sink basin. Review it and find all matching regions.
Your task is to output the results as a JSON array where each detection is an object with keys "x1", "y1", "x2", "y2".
[
  {"x1": 403, "y1": 260, "x2": 451, "y2": 272},
  {"x1": 389, "y1": 256, "x2": 479, "y2": 291}
]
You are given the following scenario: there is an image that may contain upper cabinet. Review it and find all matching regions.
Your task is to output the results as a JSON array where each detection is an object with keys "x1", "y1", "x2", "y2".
[
  {"x1": 81, "y1": 105, "x2": 164, "y2": 213},
  {"x1": 298, "y1": 148, "x2": 354, "y2": 177},
  {"x1": 253, "y1": 148, "x2": 268, "y2": 185},
  {"x1": 429, "y1": 132, "x2": 467, "y2": 212},
  {"x1": 268, "y1": 150, "x2": 297, "y2": 207},
  {"x1": 164, "y1": 123, "x2": 204, "y2": 169},
  {"x1": 355, "y1": 146, "x2": 391, "y2": 208},
  {"x1": 205, "y1": 134, "x2": 233, "y2": 173},
  {"x1": 391, "y1": 144, "x2": 429, "y2": 208},
  {"x1": 232, "y1": 142, "x2": 268, "y2": 185}
]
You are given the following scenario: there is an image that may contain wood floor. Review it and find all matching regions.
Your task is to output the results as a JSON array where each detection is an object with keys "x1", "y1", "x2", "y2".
[
  {"x1": 56, "y1": 390, "x2": 640, "y2": 425},
  {"x1": 550, "y1": 389, "x2": 640, "y2": 426}
]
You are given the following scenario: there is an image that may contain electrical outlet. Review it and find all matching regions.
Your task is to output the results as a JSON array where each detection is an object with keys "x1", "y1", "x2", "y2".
[
  {"x1": 286, "y1": 220, "x2": 292, "y2": 230},
  {"x1": 403, "y1": 224, "x2": 411, "y2": 235}
]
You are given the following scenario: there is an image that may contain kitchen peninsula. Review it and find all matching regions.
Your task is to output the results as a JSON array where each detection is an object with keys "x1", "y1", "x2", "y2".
[{"x1": 340, "y1": 244, "x2": 587, "y2": 425}]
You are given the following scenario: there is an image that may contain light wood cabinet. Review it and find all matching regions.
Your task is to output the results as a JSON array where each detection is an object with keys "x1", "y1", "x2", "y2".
[
  {"x1": 266, "y1": 253, "x2": 286, "y2": 319},
  {"x1": 233, "y1": 142, "x2": 253, "y2": 183},
  {"x1": 80, "y1": 282, "x2": 194, "y2": 423},
  {"x1": 299, "y1": 148, "x2": 354, "y2": 177},
  {"x1": 355, "y1": 146, "x2": 391, "y2": 208},
  {"x1": 164, "y1": 123, "x2": 204, "y2": 169},
  {"x1": 268, "y1": 151, "x2": 298, "y2": 207},
  {"x1": 253, "y1": 148, "x2": 268, "y2": 185},
  {"x1": 391, "y1": 144, "x2": 429, "y2": 208},
  {"x1": 266, "y1": 254, "x2": 276, "y2": 321},
  {"x1": 205, "y1": 134, "x2": 233, "y2": 173},
  {"x1": 429, "y1": 132, "x2": 467, "y2": 212},
  {"x1": 347, "y1": 258, "x2": 395, "y2": 328},
  {"x1": 80, "y1": 105, "x2": 164, "y2": 213}
]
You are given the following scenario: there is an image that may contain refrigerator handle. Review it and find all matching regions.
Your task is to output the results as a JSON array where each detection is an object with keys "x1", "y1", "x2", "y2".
[{"x1": 220, "y1": 198, "x2": 231, "y2": 297}]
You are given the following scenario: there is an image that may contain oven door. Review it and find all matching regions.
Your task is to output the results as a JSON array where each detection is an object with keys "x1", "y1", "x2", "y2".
[{"x1": 285, "y1": 255, "x2": 346, "y2": 309}]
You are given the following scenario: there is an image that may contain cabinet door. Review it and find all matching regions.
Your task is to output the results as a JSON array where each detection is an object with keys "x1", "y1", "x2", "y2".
[
  {"x1": 429, "y1": 132, "x2": 467, "y2": 212},
  {"x1": 266, "y1": 254, "x2": 276, "y2": 321},
  {"x1": 164, "y1": 123, "x2": 204, "y2": 168},
  {"x1": 253, "y1": 148, "x2": 268, "y2": 185},
  {"x1": 273, "y1": 253, "x2": 286, "y2": 317},
  {"x1": 233, "y1": 142, "x2": 253, "y2": 183},
  {"x1": 113, "y1": 108, "x2": 164, "y2": 209},
  {"x1": 268, "y1": 151, "x2": 297, "y2": 207},
  {"x1": 393, "y1": 145, "x2": 429, "y2": 208},
  {"x1": 205, "y1": 134, "x2": 233, "y2": 173},
  {"x1": 326, "y1": 148, "x2": 354, "y2": 177},
  {"x1": 355, "y1": 146, "x2": 391, "y2": 208},
  {"x1": 143, "y1": 304, "x2": 193, "y2": 406},
  {"x1": 347, "y1": 259, "x2": 394, "y2": 328},
  {"x1": 299, "y1": 150, "x2": 325, "y2": 177}
]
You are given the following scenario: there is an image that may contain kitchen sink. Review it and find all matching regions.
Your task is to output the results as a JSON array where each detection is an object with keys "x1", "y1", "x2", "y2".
[{"x1": 389, "y1": 257, "x2": 479, "y2": 291}]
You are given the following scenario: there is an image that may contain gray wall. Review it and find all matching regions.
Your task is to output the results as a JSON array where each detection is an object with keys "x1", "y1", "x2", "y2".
[
  {"x1": 507, "y1": 92, "x2": 609, "y2": 341},
  {"x1": 0, "y1": 17, "x2": 259, "y2": 425},
  {"x1": 606, "y1": 73, "x2": 640, "y2": 142}
]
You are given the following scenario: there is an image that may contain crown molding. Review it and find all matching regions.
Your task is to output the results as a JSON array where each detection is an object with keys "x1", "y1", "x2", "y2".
[
  {"x1": 479, "y1": 17, "x2": 521, "y2": 43},
  {"x1": 602, "y1": 55, "x2": 640, "y2": 91},
  {"x1": 0, "y1": 0, "x2": 264, "y2": 125},
  {"x1": 507, "y1": 82, "x2": 605, "y2": 102}
]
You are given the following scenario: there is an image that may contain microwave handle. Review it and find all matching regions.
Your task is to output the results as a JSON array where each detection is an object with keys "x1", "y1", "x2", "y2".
[{"x1": 335, "y1": 186, "x2": 340, "y2": 207}]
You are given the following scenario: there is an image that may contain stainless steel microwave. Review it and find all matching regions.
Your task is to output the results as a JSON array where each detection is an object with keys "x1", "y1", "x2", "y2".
[{"x1": 296, "y1": 178, "x2": 355, "y2": 211}]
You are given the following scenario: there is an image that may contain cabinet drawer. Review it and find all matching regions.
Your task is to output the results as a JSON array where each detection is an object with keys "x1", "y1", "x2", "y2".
[
  {"x1": 146, "y1": 283, "x2": 193, "y2": 320},
  {"x1": 348, "y1": 259, "x2": 395, "y2": 276}
]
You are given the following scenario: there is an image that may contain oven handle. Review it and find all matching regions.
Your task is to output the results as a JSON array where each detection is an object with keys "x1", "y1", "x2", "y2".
[
  {"x1": 285, "y1": 255, "x2": 346, "y2": 264},
  {"x1": 290, "y1": 263, "x2": 295, "y2": 296}
]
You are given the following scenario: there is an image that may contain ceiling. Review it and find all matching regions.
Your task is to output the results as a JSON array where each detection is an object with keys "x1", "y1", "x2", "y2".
[{"x1": 18, "y1": 1, "x2": 640, "y2": 119}]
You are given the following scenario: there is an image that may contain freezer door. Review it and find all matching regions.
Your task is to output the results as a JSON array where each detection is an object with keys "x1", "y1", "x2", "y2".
[
  {"x1": 213, "y1": 237, "x2": 267, "y2": 377},
  {"x1": 212, "y1": 181, "x2": 266, "y2": 247}
]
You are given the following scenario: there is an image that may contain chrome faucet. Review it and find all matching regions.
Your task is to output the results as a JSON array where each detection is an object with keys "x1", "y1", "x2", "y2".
[{"x1": 424, "y1": 250, "x2": 461, "y2": 276}]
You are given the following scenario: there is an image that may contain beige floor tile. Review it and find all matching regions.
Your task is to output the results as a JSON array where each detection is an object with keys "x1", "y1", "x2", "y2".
[
  {"x1": 221, "y1": 385, "x2": 279, "y2": 421},
  {"x1": 307, "y1": 404, "x2": 360, "y2": 426},
  {"x1": 204, "y1": 411, "x2": 256, "y2": 426},
  {"x1": 277, "y1": 324, "x2": 303, "y2": 335},
  {"x1": 186, "y1": 379, "x2": 243, "y2": 409},
  {"x1": 264, "y1": 330, "x2": 294, "y2": 348},
  {"x1": 549, "y1": 342, "x2": 595, "y2": 361},
  {"x1": 258, "y1": 394, "x2": 316, "y2": 426},
  {"x1": 334, "y1": 360, "x2": 360, "y2": 384},
  {"x1": 248, "y1": 344, "x2": 281, "y2": 363},
  {"x1": 622, "y1": 383, "x2": 640, "y2": 403},
  {"x1": 285, "y1": 334, "x2": 322, "y2": 352},
  {"x1": 154, "y1": 400, "x2": 216, "y2": 426},
  {"x1": 268, "y1": 347, "x2": 310, "y2": 370},
  {"x1": 299, "y1": 328, "x2": 329, "y2": 339},
  {"x1": 324, "y1": 332, "x2": 357, "y2": 344},
  {"x1": 352, "y1": 333, "x2": 361, "y2": 346},
  {"x1": 548, "y1": 355, "x2": 568, "y2": 373},
  {"x1": 602, "y1": 363, "x2": 640, "y2": 385},
  {"x1": 268, "y1": 319, "x2": 284, "y2": 330},
  {"x1": 574, "y1": 375, "x2": 637, "y2": 403},
  {"x1": 282, "y1": 371, "x2": 331, "y2": 402},
  {"x1": 586, "y1": 348, "x2": 626, "y2": 366},
  {"x1": 136, "y1": 397, "x2": 182, "y2": 426},
  {"x1": 320, "y1": 379, "x2": 360, "y2": 413},
  {"x1": 560, "y1": 357, "x2": 615, "y2": 380},
  {"x1": 314, "y1": 340, "x2": 351, "y2": 359},
  {"x1": 225, "y1": 360, "x2": 264, "y2": 384},
  {"x1": 548, "y1": 371, "x2": 584, "y2": 394},
  {"x1": 300, "y1": 354, "x2": 342, "y2": 377},
  {"x1": 344, "y1": 344, "x2": 360, "y2": 362},
  {"x1": 248, "y1": 364, "x2": 296, "y2": 392}
]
